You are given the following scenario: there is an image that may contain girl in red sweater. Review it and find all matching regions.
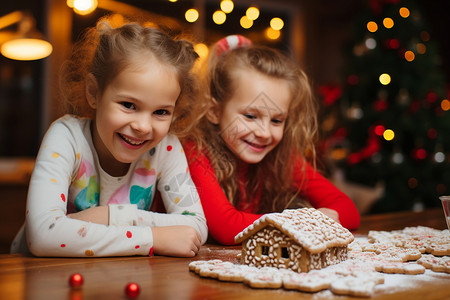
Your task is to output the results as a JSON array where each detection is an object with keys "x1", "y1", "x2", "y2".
[{"x1": 183, "y1": 35, "x2": 360, "y2": 245}]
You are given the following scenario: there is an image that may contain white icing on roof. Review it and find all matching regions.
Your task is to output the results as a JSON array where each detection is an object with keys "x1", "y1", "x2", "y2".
[{"x1": 235, "y1": 208, "x2": 354, "y2": 253}]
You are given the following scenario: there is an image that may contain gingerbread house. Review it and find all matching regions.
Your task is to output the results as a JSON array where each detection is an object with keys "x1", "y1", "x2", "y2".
[{"x1": 234, "y1": 208, "x2": 354, "y2": 273}]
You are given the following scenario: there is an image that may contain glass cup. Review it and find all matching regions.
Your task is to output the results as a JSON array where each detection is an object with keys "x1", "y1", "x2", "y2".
[{"x1": 440, "y1": 196, "x2": 450, "y2": 230}]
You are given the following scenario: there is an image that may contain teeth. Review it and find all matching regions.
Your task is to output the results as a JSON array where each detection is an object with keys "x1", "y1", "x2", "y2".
[
  {"x1": 245, "y1": 140, "x2": 264, "y2": 148},
  {"x1": 121, "y1": 134, "x2": 145, "y2": 146}
]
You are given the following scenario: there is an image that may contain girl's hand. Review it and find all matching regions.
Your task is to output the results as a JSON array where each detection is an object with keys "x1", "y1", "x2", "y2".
[
  {"x1": 151, "y1": 225, "x2": 202, "y2": 257},
  {"x1": 317, "y1": 208, "x2": 340, "y2": 224},
  {"x1": 67, "y1": 206, "x2": 109, "y2": 225}
]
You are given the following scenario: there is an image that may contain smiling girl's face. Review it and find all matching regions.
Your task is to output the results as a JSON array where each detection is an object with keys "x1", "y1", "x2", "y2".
[
  {"x1": 208, "y1": 68, "x2": 291, "y2": 164},
  {"x1": 87, "y1": 55, "x2": 180, "y2": 176}
]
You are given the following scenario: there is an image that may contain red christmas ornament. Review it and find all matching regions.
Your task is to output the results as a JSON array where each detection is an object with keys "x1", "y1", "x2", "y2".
[
  {"x1": 413, "y1": 148, "x2": 427, "y2": 160},
  {"x1": 374, "y1": 125, "x2": 385, "y2": 136},
  {"x1": 69, "y1": 273, "x2": 84, "y2": 288},
  {"x1": 409, "y1": 100, "x2": 421, "y2": 113},
  {"x1": 318, "y1": 85, "x2": 342, "y2": 106},
  {"x1": 427, "y1": 92, "x2": 437, "y2": 103},
  {"x1": 369, "y1": 0, "x2": 400, "y2": 15},
  {"x1": 346, "y1": 135, "x2": 381, "y2": 165},
  {"x1": 427, "y1": 128, "x2": 437, "y2": 139},
  {"x1": 125, "y1": 283, "x2": 140, "y2": 298},
  {"x1": 373, "y1": 99, "x2": 388, "y2": 111},
  {"x1": 389, "y1": 39, "x2": 400, "y2": 49}
]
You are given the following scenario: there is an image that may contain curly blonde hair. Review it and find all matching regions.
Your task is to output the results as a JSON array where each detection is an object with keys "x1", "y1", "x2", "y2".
[
  {"x1": 187, "y1": 43, "x2": 318, "y2": 213},
  {"x1": 59, "y1": 16, "x2": 199, "y2": 137}
]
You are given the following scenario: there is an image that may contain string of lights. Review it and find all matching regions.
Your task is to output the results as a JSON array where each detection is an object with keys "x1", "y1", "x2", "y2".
[{"x1": 66, "y1": 0, "x2": 285, "y2": 41}]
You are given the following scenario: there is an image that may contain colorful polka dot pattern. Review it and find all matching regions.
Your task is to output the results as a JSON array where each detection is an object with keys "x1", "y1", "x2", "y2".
[
  {"x1": 29, "y1": 119, "x2": 198, "y2": 258},
  {"x1": 55, "y1": 226, "x2": 144, "y2": 256}
]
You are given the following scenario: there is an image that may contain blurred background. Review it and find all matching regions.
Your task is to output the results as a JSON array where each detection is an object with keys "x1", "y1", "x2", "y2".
[{"x1": 0, "y1": 0, "x2": 449, "y2": 252}]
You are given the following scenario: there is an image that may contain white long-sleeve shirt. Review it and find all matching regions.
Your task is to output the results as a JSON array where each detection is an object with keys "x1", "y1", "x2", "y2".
[{"x1": 11, "y1": 115, "x2": 207, "y2": 257}]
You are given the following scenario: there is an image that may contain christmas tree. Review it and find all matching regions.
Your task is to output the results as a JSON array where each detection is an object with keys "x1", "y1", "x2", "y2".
[{"x1": 319, "y1": 0, "x2": 450, "y2": 213}]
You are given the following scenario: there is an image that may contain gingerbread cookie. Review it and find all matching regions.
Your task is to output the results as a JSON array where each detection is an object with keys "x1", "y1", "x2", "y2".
[
  {"x1": 243, "y1": 267, "x2": 283, "y2": 289},
  {"x1": 282, "y1": 270, "x2": 333, "y2": 292},
  {"x1": 417, "y1": 254, "x2": 450, "y2": 273},
  {"x1": 374, "y1": 261, "x2": 425, "y2": 274},
  {"x1": 198, "y1": 261, "x2": 235, "y2": 279},
  {"x1": 330, "y1": 272, "x2": 384, "y2": 298},
  {"x1": 217, "y1": 264, "x2": 254, "y2": 282},
  {"x1": 188, "y1": 259, "x2": 223, "y2": 274},
  {"x1": 367, "y1": 226, "x2": 449, "y2": 257}
]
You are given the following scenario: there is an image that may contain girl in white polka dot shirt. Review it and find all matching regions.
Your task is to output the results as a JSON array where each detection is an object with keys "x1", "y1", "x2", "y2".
[{"x1": 10, "y1": 17, "x2": 207, "y2": 257}]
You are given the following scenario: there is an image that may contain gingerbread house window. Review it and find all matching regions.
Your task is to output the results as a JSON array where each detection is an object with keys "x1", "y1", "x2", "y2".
[
  {"x1": 281, "y1": 247, "x2": 289, "y2": 259},
  {"x1": 261, "y1": 245, "x2": 269, "y2": 256}
]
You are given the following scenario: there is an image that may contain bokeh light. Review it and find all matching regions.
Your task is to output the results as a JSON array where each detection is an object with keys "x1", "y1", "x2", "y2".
[
  {"x1": 404, "y1": 50, "x2": 415, "y2": 62},
  {"x1": 416, "y1": 43, "x2": 426, "y2": 54},
  {"x1": 408, "y1": 177, "x2": 418, "y2": 189},
  {"x1": 240, "y1": 16, "x2": 253, "y2": 29},
  {"x1": 434, "y1": 152, "x2": 445, "y2": 163},
  {"x1": 365, "y1": 38, "x2": 377, "y2": 49},
  {"x1": 220, "y1": 0, "x2": 234, "y2": 13},
  {"x1": 415, "y1": 148, "x2": 427, "y2": 160},
  {"x1": 73, "y1": 0, "x2": 98, "y2": 15},
  {"x1": 427, "y1": 128, "x2": 437, "y2": 139},
  {"x1": 441, "y1": 99, "x2": 450, "y2": 111},
  {"x1": 265, "y1": 27, "x2": 280, "y2": 40},
  {"x1": 185, "y1": 9, "x2": 199, "y2": 22},
  {"x1": 383, "y1": 129, "x2": 395, "y2": 141},
  {"x1": 194, "y1": 43, "x2": 209, "y2": 60},
  {"x1": 379, "y1": 73, "x2": 391, "y2": 85},
  {"x1": 270, "y1": 17, "x2": 284, "y2": 30},
  {"x1": 246, "y1": 7, "x2": 260, "y2": 20},
  {"x1": 212, "y1": 10, "x2": 226, "y2": 25},
  {"x1": 392, "y1": 152, "x2": 404, "y2": 164},
  {"x1": 374, "y1": 125, "x2": 385, "y2": 136},
  {"x1": 383, "y1": 17, "x2": 394, "y2": 29},
  {"x1": 367, "y1": 21, "x2": 378, "y2": 32},
  {"x1": 399, "y1": 7, "x2": 410, "y2": 18},
  {"x1": 420, "y1": 31, "x2": 430, "y2": 42},
  {"x1": 388, "y1": 39, "x2": 399, "y2": 49}
]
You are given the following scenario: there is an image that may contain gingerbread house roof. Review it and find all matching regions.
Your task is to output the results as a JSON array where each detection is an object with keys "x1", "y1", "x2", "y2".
[{"x1": 234, "y1": 208, "x2": 354, "y2": 253}]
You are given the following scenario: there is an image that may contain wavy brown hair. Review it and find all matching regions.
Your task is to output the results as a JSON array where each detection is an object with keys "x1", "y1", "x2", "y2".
[
  {"x1": 187, "y1": 43, "x2": 318, "y2": 213},
  {"x1": 59, "y1": 16, "x2": 199, "y2": 137}
]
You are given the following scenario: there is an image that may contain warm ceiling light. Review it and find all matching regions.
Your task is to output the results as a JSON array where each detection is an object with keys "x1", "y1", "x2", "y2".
[
  {"x1": 2, "y1": 39, "x2": 52, "y2": 61},
  {"x1": 0, "y1": 11, "x2": 52, "y2": 61},
  {"x1": 72, "y1": 0, "x2": 98, "y2": 15}
]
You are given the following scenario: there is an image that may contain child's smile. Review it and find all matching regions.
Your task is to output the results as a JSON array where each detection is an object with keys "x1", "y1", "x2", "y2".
[
  {"x1": 118, "y1": 133, "x2": 149, "y2": 148},
  {"x1": 88, "y1": 55, "x2": 180, "y2": 176},
  {"x1": 213, "y1": 68, "x2": 291, "y2": 164}
]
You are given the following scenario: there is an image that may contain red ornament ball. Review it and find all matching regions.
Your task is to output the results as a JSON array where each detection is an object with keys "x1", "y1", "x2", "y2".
[
  {"x1": 68, "y1": 273, "x2": 84, "y2": 288},
  {"x1": 125, "y1": 282, "x2": 140, "y2": 298}
]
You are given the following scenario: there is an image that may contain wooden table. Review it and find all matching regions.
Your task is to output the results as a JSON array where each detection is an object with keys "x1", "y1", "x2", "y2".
[{"x1": 1, "y1": 208, "x2": 449, "y2": 300}]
